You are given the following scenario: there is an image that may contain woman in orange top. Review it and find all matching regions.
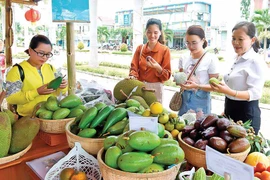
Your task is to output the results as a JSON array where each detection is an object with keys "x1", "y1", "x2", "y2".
[{"x1": 129, "y1": 18, "x2": 171, "y2": 103}]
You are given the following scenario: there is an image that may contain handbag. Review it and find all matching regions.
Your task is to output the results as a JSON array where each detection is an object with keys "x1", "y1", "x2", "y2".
[{"x1": 169, "y1": 51, "x2": 208, "y2": 111}]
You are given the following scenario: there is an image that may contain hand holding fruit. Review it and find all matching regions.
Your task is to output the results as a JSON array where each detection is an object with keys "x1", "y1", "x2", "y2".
[
  {"x1": 37, "y1": 84, "x2": 55, "y2": 95},
  {"x1": 146, "y1": 56, "x2": 162, "y2": 72},
  {"x1": 180, "y1": 80, "x2": 199, "y2": 90}
]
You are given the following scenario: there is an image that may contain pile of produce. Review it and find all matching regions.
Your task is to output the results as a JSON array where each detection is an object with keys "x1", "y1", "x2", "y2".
[
  {"x1": 36, "y1": 94, "x2": 85, "y2": 120},
  {"x1": 103, "y1": 130, "x2": 185, "y2": 173},
  {"x1": 181, "y1": 114, "x2": 250, "y2": 153}
]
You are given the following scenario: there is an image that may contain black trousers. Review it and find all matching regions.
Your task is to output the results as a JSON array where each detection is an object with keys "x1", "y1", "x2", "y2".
[{"x1": 224, "y1": 97, "x2": 261, "y2": 134}]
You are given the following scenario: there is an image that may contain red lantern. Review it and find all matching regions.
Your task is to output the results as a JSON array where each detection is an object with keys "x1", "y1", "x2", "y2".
[{"x1": 25, "y1": 8, "x2": 41, "y2": 23}]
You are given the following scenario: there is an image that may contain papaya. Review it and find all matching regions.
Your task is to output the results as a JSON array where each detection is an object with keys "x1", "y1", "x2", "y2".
[
  {"x1": 105, "y1": 146, "x2": 122, "y2": 169},
  {"x1": 151, "y1": 144, "x2": 185, "y2": 165},
  {"x1": 128, "y1": 131, "x2": 161, "y2": 152},
  {"x1": 52, "y1": 108, "x2": 70, "y2": 120},
  {"x1": 138, "y1": 163, "x2": 164, "y2": 173},
  {"x1": 117, "y1": 152, "x2": 153, "y2": 172},
  {"x1": 101, "y1": 108, "x2": 127, "y2": 135},
  {"x1": 104, "y1": 136, "x2": 118, "y2": 150},
  {"x1": 59, "y1": 94, "x2": 82, "y2": 108},
  {"x1": 79, "y1": 107, "x2": 98, "y2": 129}
]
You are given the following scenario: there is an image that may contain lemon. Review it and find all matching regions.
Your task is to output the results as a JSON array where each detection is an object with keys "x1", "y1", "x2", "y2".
[
  {"x1": 142, "y1": 109, "x2": 151, "y2": 117},
  {"x1": 150, "y1": 102, "x2": 163, "y2": 115}
]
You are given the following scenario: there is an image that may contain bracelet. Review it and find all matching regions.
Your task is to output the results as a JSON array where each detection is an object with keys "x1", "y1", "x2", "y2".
[{"x1": 234, "y1": 90, "x2": 238, "y2": 97}]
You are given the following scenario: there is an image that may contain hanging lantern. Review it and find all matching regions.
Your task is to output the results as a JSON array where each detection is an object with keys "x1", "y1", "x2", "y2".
[{"x1": 25, "y1": 8, "x2": 41, "y2": 24}]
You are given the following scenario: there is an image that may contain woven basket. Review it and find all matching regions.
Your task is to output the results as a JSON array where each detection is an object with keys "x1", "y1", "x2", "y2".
[
  {"x1": 178, "y1": 132, "x2": 250, "y2": 169},
  {"x1": 0, "y1": 143, "x2": 32, "y2": 165},
  {"x1": 65, "y1": 120, "x2": 104, "y2": 156},
  {"x1": 97, "y1": 148, "x2": 181, "y2": 180},
  {"x1": 38, "y1": 117, "x2": 75, "y2": 134}
]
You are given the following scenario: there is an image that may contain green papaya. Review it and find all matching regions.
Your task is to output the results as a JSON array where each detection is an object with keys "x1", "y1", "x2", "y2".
[
  {"x1": 105, "y1": 146, "x2": 122, "y2": 169},
  {"x1": 138, "y1": 163, "x2": 164, "y2": 173},
  {"x1": 125, "y1": 99, "x2": 140, "y2": 108},
  {"x1": 77, "y1": 128, "x2": 96, "y2": 138},
  {"x1": 45, "y1": 96, "x2": 60, "y2": 111},
  {"x1": 67, "y1": 108, "x2": 84, "y2": 118},
  {"x1": 106, "y1": 118, "x2": 128, "y2": 135},
  {"x1": 104, "y1": 135, "x2": 118, "y2": 150},
  {"x1": 59, "y1": 94, "x2": 82, "y2": 108},
  {"x1": 117, "y1": 152, "x2": 153, "y2": 172},
  {"x1": 79, "y1": 107, "x2": 98, "y2": 129},
  {"x1": 47, "y1": 75, "x2": 65, "y2": 90},
  {"x1": 90, "y1": 105, "x2": 115, "y2": 128},
  {"x1": 101, "y1": 108, "x2": 127, "y2": 135},
  {"x1": 94, "y1": 102, "x2": 106, "y2": 111},
  {"x1": 151, "y1": 144, "x2": 185, "y2": 165},
  {"x1": 128, "y1": 130, "x2": 160, "y2": 152},
  {"x1": 52, "y1": 108, "x2": 70, "y2": 120}
]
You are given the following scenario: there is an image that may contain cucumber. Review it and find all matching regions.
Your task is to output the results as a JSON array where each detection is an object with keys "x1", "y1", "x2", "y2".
[
  {"x1": 90, "y1": 105, "x2": 115, "y2": 128},
  {"x1": 78, "y1": 107, "x2": 98, "y2": 129}
]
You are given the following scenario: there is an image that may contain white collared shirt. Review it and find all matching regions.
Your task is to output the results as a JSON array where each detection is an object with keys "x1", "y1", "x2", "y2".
[{"x1": 224, "y1": 48, "x2": 267, "y2": 101}]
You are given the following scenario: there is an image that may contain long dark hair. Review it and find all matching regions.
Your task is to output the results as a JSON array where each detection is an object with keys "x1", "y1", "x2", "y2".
[
  {"x1": 25, "y1": 35, "x2": 52, "y2": 55},
  {"x1": 232, "y1": 21, "x2": 260, "y2": 53},
  {"x1": 186, "y1": 25, "x2": 207, "y2": 49},
  {"x1": 145, "y1": 18, "x2": 165, "y2": 45}
]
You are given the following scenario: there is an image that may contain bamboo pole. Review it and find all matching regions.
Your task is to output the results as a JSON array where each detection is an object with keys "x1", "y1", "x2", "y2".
[
  {"x1": 5, "y1": 0, "x2": 12, "y2": 67},
  {"x1": 66, "y1": 22, "x2": 76, "y2": 95}
]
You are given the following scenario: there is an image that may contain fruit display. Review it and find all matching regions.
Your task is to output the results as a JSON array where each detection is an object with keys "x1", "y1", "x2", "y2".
[
  {"x1": 36, "y1": 94, "x2": 85, "y2": 120},
  {"x1": 102, "y1": 130, "x2": 185, "y2": 174},
  {"x1": 180, "y1": 114, "x2": 250, "y2": 153}
]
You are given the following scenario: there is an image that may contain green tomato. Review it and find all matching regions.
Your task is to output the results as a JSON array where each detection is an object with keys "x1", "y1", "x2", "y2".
[{"x1": 158, "y1": 113, "x2": 169, "y2": 124}]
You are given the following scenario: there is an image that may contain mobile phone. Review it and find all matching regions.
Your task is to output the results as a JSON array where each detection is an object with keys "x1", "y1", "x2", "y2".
[{"x1": 146, "y1": 56, "x2": 151, "y2": 61}]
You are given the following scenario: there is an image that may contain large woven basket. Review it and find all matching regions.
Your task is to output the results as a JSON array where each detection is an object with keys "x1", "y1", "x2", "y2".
[
  {"x1": 65, "y1": 120, "x2": 104, "y2": 155},
  {"x1": 97, "y1": 148, "x2": 181, "y2": 180},
  {"x1": 0, "y1": 143, "x2": 32, "y2": 165},
  {"x1": 38, "y1": 117, "x2": 75, "y2": 134},
  {"x1": 178, "y1": 132, "x2": 250, "y2": 169}
]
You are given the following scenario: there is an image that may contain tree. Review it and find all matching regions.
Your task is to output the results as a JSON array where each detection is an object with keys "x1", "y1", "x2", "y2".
[
  {"x1": 251, "y1": 8, "x2": 270, "y2": 60},
  {"x1": 97, "y1": 26, "x2": 110, "y2": 45},
  {"x1": 164, "y1": 28, "x2": 174, "y2": 45},
  {"x1": 56, "y1": 25, "x2": 66, "y2": 49},
  {"x1": 117, "y1": 27, "x2": 133, "y2": 44},
  {"x1": 240, "y1": 0, "x2": 251, "y2": 20}
]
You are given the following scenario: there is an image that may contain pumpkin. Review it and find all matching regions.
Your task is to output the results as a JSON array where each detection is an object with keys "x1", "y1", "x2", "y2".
[{"x1": 245, "y1": 152, "x2": 270, "y2": 167}]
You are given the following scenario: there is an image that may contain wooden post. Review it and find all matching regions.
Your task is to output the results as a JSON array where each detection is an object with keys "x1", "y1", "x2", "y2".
[
  {"x1": 5, "y1": 0, "x2": 13, "y2": 67},
  {"x1": 66, "y1": 22, "x2": 76, "y2": 95}
]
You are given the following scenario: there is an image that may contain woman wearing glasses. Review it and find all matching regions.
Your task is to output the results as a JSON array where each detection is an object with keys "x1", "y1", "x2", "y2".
[
  {"x1": 176, "y1": 25, "x2": 219, "y2": 117},
  {"x1": 5, "y1": 35, "x2": 67, "y2": 117},
  {"x1": 210, "y1": 22, "x2": 267, "y2": 134}
]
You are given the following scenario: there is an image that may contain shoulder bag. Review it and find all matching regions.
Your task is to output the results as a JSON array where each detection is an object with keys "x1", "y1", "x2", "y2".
[{"x1": 169, "y1": 51, "x2": 208, "y2": 111}]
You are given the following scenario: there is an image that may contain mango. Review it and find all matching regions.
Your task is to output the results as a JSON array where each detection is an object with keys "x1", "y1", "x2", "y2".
[
  {"x1": 59, "y1": 94, "x2": 82, "y2": 108},
  {"x1": 151, "y1": 144, "x2": 185, "y2": 165},
  {"x1": 159, "y1": 138, "x2": 179, "y2": 146},
  {"x1": 47, "y1": 76, "x2": 64, "y2": 90},
  {"x1": 104, "y1": 136, "x2": 118, "y2": 150},
  {"x1": 45, "y1": 96, "x2": 60, "y2": 111},
  {"x1": 209, "y1": 77, "x2": 220, "y2": 84},
  {"x1": 77, "y1": 128, "x2": 96, "y2": 138},
  {"x1": 105, "y1": 146, "x2": 122, "y2": 169},
  {"x1": 39, "y1": 109, "x2": 53, "y2": 119},
  {"x1": 68, "y1": 108, "x2": 84, "y2": 118},
  {"x1": 52, "y1": 108, "x2": 70, "y2": 120},
  {"x1": 117, "y1": 152, "x2": 153, "y2": 172},
  {"x1": 138, "y1": 163, "x2": 164, "y2": 173},
  {"x1": 125, "y1": 99, "x2": 140, "y2": 108}
]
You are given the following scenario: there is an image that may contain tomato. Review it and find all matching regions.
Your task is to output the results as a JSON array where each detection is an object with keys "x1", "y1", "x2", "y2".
[
  {"x1": 255, "y1": 172, "x2": 262, "y2": 179},
  {"x1": 256, "y1": 162, "x2": 267, "y2": 173},
  {"x1": 261, "y1": 171, "x2": 270, "y2": 180},
  {"x1": 267, "y1": 166, "x2": 270, "y2": 172}
]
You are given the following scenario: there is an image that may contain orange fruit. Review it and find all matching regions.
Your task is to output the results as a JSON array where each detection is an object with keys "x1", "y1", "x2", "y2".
[
  {"x1": 245, "y1": 152, "x2": 270, "y2": 167},
  {"x1": 171, "y1": 129, "x2": 180, "y2": 139},
  {"x1": 60, "y1": 168, "x2": 75, "y2": 180},
  {"x1": 261, "y1": 171, "x2": 270, "y2": 180},
  {"x1": 256, "y1": 162, "x2": 267, "y2": 173},
  {"x1": 70, "y1": 171, "x2": 87, "y2": 180},
  {"x1": 254, "y1": 172, "x2": 262, "y2": 179}
]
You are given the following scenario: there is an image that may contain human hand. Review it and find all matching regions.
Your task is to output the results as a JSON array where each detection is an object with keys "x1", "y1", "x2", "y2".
[
  {"x1": 180, "y1": 80, "x2": 198, "y2": 90},
  {"x1": 210, "y1": 82, "x2": 231, "y2": 94},
  {"x1": 59, "y1": 79, "x2": 68, "y2": 89},
  {"x1": 125, "y1": 76, "x2": 137, "y2": 80},
  {"x1": 37, "y1": 84, "x2": 55, "y2": 95},
  {"x1": 146, "y1": 56, "x2": 161, "y2": 70}
]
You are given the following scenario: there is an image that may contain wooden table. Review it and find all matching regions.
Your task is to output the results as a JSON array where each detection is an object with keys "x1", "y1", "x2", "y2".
[{"x1": 0, "y1": 136, "x2": 70, "y2": 180}]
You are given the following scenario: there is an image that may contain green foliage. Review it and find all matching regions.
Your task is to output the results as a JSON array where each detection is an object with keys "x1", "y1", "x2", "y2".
[
  {"x1": 112, "y1": 51, "x2": 132, "y2": 55},
  {"x1": 264, "y1": 80, "x2": 270, "y2": 88},
  {"x1": 12, "y1": 52, "x2": 29, "y2": 59},
  {"x1": 77, "y1": 42, "x2": 85, "y2": 50},
  {"x1": 107, "y1": 70, "x2": 127, "y2": 78},
  {"x1": 99, "y1": 62, "x2": 130, "y2": 69},
  {"x1": 77, "y1": 66, "x2": 106, "y2": 74},
  {"x1": 240, "y1": 0, "x2": 251, "y2": 20},
  {"x1": 97, "y1": 26, "x2": 110, "y2": 43},
  {"x1": 260, "y1": 88, "x2": 270, "y2": 104},
  {"x1": 120, "y1": 43, "x2": 128, "y2": 52}
]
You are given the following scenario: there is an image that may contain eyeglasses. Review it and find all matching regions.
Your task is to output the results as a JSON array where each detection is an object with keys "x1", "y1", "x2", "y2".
[
  {"x1": 32, "y1": 48, "x2": 53, "y2": 58},
  {"x1": 185, "y1": 40, "x2": 202, "y2": 48}
]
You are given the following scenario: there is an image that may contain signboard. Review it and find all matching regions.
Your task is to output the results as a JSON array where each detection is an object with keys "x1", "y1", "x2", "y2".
[
  {"x1": 52, "y1": 0, "x2": 90, "y2": 23},
  {"x1": 123, "y1": 14, "x2": 130, "y2": 26}
]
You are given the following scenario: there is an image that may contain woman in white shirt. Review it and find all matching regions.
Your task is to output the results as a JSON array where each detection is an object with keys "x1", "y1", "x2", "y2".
[
  {"x1": 211, "y1": 21, "x2": 267, "y2": 134},
  {"x1": 177, "y1": 25, "x2": 219, "y2": 116}
]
